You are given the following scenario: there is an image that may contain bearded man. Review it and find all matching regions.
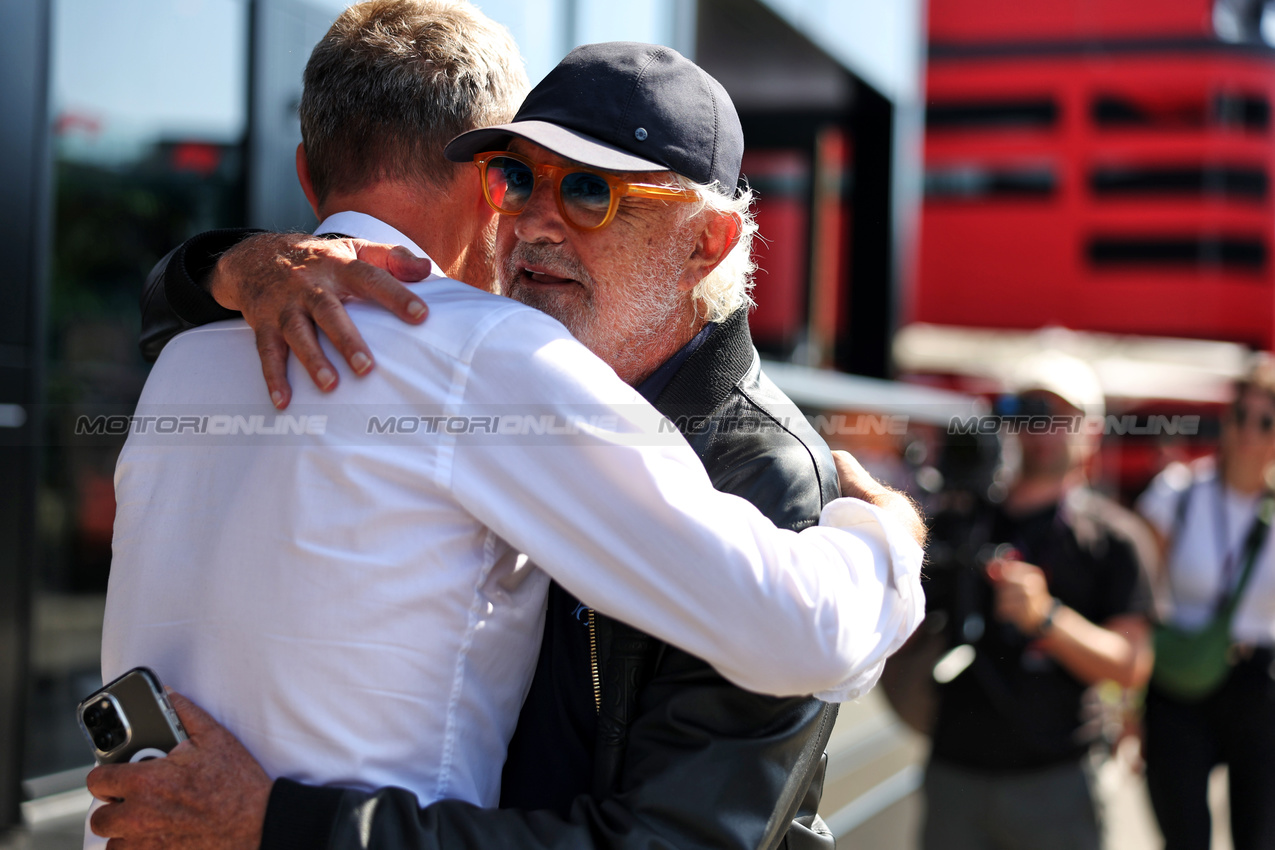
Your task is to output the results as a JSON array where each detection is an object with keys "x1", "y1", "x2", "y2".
[{"x1": 92, "y1": 18, "x2": 925, "y2": 850}]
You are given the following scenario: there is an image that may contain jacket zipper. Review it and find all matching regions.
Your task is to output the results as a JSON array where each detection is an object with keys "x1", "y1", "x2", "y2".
[{"x1": 587, "y1": 607, "x2": 601, "y2": 713}]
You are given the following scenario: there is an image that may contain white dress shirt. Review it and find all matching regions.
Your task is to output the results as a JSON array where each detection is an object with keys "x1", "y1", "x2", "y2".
[
  {"x1": 1138, "y1": 460, "x2": 1275, "y2": 646},
  {"x1": 101, "y1": 212, "x2": 922, "y2": 817}
]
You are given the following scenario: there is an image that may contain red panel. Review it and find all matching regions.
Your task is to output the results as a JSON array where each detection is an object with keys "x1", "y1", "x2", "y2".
[
  {"x1": 929, "y1": 0, "x2": 1214, "y2": 44},
  {"x1": 916, "y1": 205, "x2": 1076, "y2": 327},
  {"x1": 811, "y1": 128, "x2": 852, "y2": 347},
  {"x1": 916, "y1": 48, "x2": 1275, "y2": 350},
  {"x1": 170, "y1": 142, "x2": 222, "y2": 176}
]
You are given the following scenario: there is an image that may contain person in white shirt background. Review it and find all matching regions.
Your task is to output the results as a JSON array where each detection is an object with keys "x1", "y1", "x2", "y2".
[
  {"x1": 1137, "y1": 355, "x2": 1275, "y2": 850},
  {"x1": 86, "y1": 3, "x2": 926, "y2": 849}
]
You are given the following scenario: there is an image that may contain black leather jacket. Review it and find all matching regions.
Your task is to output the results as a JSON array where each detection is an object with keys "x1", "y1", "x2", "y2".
[{"x1": 140, "y1": 234, "x2": 842, "y2": 850}]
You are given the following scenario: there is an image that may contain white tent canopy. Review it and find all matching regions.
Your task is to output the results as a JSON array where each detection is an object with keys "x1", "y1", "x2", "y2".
[
  {"x1": 893, "y1": 323, "x2": 1252, "y2": 405},
  {"x1": 760, "y1": 359, "x2": 982, "y2": 426}
]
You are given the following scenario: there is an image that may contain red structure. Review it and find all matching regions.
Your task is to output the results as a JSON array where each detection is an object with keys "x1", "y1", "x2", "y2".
[{"x1": 914, "y1": 0, "x2": 1275, "y2": 350}]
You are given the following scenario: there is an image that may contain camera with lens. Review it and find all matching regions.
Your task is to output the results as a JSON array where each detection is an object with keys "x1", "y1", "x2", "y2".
[
  {"x1": 76, "y1": 667, "x2": 187, "y2": 763},
  {"x1": 81, "y1": 694, "x2": 130, "y2": 755},
  {"x1": 920, "y1": 426, "x2": 1007, "y2": 636}
]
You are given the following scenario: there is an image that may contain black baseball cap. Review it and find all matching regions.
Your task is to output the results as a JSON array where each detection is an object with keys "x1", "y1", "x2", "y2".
[{"x1": 444, "y1": 42, "x2": 743, "y2": 195}]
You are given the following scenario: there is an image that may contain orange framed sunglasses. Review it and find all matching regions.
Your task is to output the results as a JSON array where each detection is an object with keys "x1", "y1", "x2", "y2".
[{"x1": 472, "y1": 151, "x2": 696, "y2": 231}]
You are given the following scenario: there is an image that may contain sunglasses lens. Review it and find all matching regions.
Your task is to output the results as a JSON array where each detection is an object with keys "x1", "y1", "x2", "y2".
[
  {"x1": 560, "y1": 171, "x2": 613, "y2": 228},
  {"x1": 1020, "y1": 396, "x2": 1055, "y2": 417},
  {"x1": 486, "y1": 157, "x2": 534, "y2": 213}
]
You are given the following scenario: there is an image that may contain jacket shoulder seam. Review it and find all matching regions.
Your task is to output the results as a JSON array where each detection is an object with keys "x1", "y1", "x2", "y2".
[{"x1": 730, "y1": 382, "x2": 831, "y2": 503}]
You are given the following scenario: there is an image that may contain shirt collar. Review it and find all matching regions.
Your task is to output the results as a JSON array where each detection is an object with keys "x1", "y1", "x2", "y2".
[
  {"x1": 314, "y1": 211, "x2": 433, "y2": 264},
  {"x1": 635, "y1": 322, "x2": 717, "y2": 403}
]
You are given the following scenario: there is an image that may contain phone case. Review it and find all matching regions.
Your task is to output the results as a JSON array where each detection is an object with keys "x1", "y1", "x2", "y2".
[{"x1": 77, "y1": 667, "x2": 188, "y2": 764}]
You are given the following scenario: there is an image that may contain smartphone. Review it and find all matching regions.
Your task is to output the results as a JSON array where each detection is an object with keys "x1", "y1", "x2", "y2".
[{"x1": 77, "y1": 667, "x2": 188, "y2": 764}]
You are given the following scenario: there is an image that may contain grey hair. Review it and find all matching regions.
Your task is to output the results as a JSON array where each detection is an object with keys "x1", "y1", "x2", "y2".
[
  {"x1": 300, "y1": 0, "x2": 529, "y2": 201},
  {"x1": 674, "y1": 177, "x2": 759, "y2": 323}
]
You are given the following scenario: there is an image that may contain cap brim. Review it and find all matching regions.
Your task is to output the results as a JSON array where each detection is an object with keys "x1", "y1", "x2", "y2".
[{"x1": 444, "y1": 120, "x2": 667, "y2": 173}]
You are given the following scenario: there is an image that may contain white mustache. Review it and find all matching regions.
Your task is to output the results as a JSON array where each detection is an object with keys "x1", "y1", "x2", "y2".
[{"x1": 504, "y1": 242, "x2": 592, "y2": 286}]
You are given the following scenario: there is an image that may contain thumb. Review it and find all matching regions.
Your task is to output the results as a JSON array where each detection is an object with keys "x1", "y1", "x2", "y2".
[
  {"x1": 831, "y1": 450, "x2": 881, "y2": 500},
  {"x1": 831, "y1": 449, "x2": 868, "y2": 479},
  {"x1": 350, "y1": 240, "x2": 432, "y2": 282},
  {"x1": 985, "y1": 559, "x2": 1004, "y2": 582},
  {"x1": 385, "y1": 245, "x2": 433, "y2": 283},
  {"x1": 165, "y1": 689, "x2": 222, "y2": 738}
]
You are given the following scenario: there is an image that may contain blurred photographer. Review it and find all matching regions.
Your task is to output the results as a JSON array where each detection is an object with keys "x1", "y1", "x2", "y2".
[{"x1": 919, "y1": 352, "x2": 1154, "y2": 850}]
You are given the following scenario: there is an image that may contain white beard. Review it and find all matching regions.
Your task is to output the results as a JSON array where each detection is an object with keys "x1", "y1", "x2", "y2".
[{"x1": 500, "y1": 235, "x2": 693, "y2": 380}]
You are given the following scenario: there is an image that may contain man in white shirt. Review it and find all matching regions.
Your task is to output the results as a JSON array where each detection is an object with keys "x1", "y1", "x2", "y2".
[{"x1": 88, "y1": 5, "x2": 924, "y2": 849}]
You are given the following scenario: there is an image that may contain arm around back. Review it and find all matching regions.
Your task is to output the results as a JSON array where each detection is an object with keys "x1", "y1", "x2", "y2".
[
  {"x1": 445, "y1": 306, "x2": 924, "y2": 699},
  {"x1": 139, "y1": 228, "x2": 260, "y2": 360}
]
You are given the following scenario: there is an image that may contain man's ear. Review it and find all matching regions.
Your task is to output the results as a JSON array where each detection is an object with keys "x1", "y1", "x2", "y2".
[
  {"x1": 677, "y1": 210, "x2": 742, "y2": 293},
  {"x1": 295, "y1": 144, "x2": 321, "y2": 220}
]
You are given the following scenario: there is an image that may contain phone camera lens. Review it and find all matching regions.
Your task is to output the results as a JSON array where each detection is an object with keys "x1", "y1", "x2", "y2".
[
  {"x1": 84, "y1": 706, "x2": 103, "y2": 727},
  {"x1": 94, "y1": 733, "x2": 114, "y2": 751}
]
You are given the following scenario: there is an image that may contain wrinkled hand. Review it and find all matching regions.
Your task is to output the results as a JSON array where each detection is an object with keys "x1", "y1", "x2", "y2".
[
  {"x1": 831, "y1": 450, "x2": 928, "y2": 548},
  {"x1": 211, "y1": 232, "x2": 433, "y2": 408},
  {"x1": 987, "y1": 558, "x2": 1055, "y2": 635},
  {"x1": 86, "y1": 691, "x2": 271, "y2": 850}
]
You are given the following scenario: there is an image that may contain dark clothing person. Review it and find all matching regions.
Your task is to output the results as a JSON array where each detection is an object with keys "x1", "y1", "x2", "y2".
[
  {"x1": 931, "y1": 490, "x2": 1150, "y2": 771},
  {"x1": 923, "y1": 487, "x2": 1152, "y2": 850}
]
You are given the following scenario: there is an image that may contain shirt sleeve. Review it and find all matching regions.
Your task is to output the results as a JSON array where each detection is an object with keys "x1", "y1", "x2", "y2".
[
  {"x1": 139, "y1": 229, "x2": 259, "y2": 361},
  {"x1": 446, "y1": 307, "x2": 923, "y2": 700},
  {"x1": 1096, "y1": 531, "x2": 1153, "y2": 624}
]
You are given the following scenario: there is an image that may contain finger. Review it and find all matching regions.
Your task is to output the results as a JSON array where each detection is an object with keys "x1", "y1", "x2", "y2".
[
  {"x1": 352, "y1": 240, "x2": 433, "y2": 285},
  {"x1": 308, "y1": 292, "x2": 375, "y2": 377},
  {"x1": 110, "y1": 839, "x2": 166, "y2": 850},
  {"x1": 997, "y1": 560, "x2": 1042, "y2": 585},
  {"x1": 984, "y1": 559, "x2": 1003, "y2": 582},
  {"x1": 278, "y1": 310, "x2": 338, "y2": 392},
  {"x1": 164, "y1": 690, "x2": 223, "y2": 739},
  {"x1": 254, "y1": 326, "x2": 293, "y2": 410},
  {"x1": 344, "y1": 249, "x2": 429, "y2": 323},
  {"x1": 830, "y1": 450, "x2": 887, "y2": 502},
  {"x1": 91, "y1": 799, "x2": 121, "y2": 837},
  {"x1": 831, "y1": 449, "x2": 869, "y2": 478},
  {"x1": 90, "y1": 800, "x2": 115, "y2": 841},
  {"x1": 995, "y1": 559, "x2": 1028, "y2": 581},
  {"x1": 386, "y1": 246, "x2": 434, "y2": 287},
  {"x1": 87, "y1": 764, "x2": 132, "y2": 802},
  {"x1": 92, "y1": 798, "x2": 147, "y2": 841}
]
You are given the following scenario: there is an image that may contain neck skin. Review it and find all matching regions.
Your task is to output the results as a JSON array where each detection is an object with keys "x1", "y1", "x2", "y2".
[
  {"x1": 318, "y1": 182, "x2": 496, "y2": 290},
  {"x1": 623, "y1": 311, "x2": 707, "y2": 387},
  {"x1": 1221, "y1": 451, "x2": 1268, "y2": 495},
  {"x1": 298, "y1": 146, "x2": 497, "y2": 290}
]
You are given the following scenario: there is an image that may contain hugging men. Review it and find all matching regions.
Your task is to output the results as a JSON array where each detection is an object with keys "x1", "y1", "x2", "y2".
[{"x1": 89, "y1": 3, "x2": 925, "y2": 848}]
